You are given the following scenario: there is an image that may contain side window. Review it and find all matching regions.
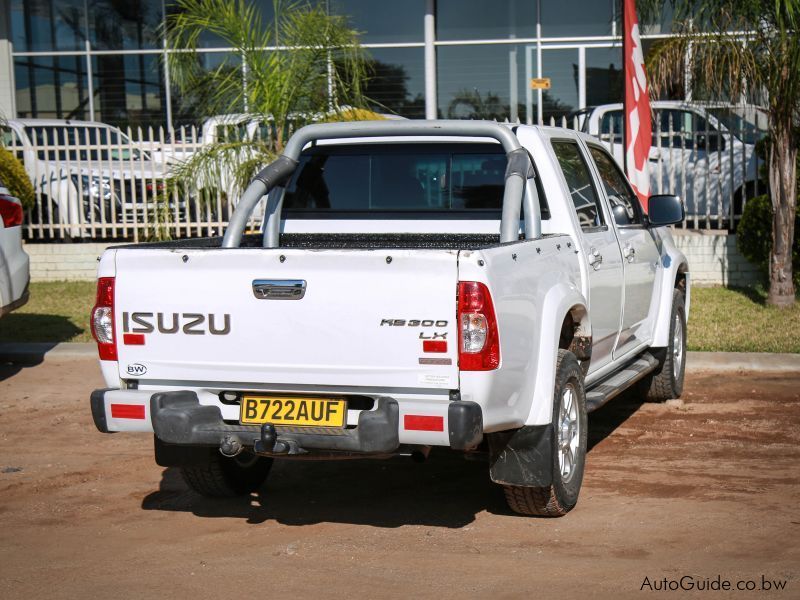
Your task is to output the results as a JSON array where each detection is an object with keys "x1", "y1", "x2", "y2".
[
  {"x1": 599, "y1": 109, "x2": 624, "y2": 145},
  {"x1": 588, "y1": 145, "x2": 643, "y2": 226},
  {"x1": 551, "y1": 140, "x2": 604, "y2": 230},
  {"x1": 0, "y1": 127, "x2": 25, "y2": 160}
]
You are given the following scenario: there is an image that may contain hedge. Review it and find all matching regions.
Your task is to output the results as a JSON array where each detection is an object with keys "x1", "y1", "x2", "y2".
[
  {"x1": 0, "y1": 146, "x2": 34, "y2": 209},
  {"x1": 736, "y1": 194, "x2": 800, "y2": 286}
]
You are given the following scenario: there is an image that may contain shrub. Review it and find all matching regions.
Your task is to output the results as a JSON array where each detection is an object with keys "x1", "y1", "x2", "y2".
[
  {"x1": 0, "y1": 146, "x2": 34, "y2": 209},
  {"x1": 736, "y1": 194, "x2": 800, "y2": 285}
]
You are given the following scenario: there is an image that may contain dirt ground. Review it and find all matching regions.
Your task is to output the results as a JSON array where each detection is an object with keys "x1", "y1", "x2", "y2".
[{"x1": 0, "y1": 358, "x2": 797, "y2": 599}]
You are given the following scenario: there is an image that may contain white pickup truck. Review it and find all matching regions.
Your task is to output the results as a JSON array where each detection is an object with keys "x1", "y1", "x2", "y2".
[
  {"x1": 576, "y1": 102, "x2": 763, "y2": 223},
  {"x1": 89, "y1": 120, "x2": 689, "y2": 517}
]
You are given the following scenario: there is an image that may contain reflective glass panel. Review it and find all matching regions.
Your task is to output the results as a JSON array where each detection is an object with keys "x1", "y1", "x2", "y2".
[
  {"x1": 365, "y1": 47, "x2": 425, "y2": 118},
  {"x1": 437, "y1": 44, "x2": 529, "y2": 122},
  {"x1": 330, "y1": 0, "x2": 424, "y2": 43},
  {"x1": 540, "y1": 0, "x2": 614, "y2": 37},
  {"x1": 540, "y1": 49, "x2": 578, "y2": 121},
  {"x1": 14, "y1": 55, "x2": 91, "y2": 120},
  {"x1": 10, "y1": 0, "x2": 86, "y2": 51},
  {"x1": 585, "y1": 47, "x2": 623, "y2": 107},
  {"x1": 89, "y1": 0, "x2": 163, "y2": 50},
  {"x1": 437, "y1": 0, "x2": 535, "y2": 40},
  {"x1": 92, "y1": 54, "x2": 166, "y2": 128}
]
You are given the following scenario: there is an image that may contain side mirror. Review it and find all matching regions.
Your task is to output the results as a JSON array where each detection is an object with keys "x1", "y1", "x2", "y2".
[
  {"x1": 611, "y1": 203, "x2": 631, "y2": 225},
  {"x1": 696, "y1": 133, "x2": 725, "y2": 153},
  {"x1": 647, "y1": 194, "x2": 684, "y2": 227}
]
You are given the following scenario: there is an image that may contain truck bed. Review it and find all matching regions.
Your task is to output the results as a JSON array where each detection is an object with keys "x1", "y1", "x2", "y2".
[{"x1": 111, "y1": 232, "x2": 518, "y2": 251}]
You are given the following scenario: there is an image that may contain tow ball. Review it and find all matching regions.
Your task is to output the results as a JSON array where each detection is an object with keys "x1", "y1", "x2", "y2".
[{"x1": 253, "y1": 424, "x2": 294, "y2": 455}]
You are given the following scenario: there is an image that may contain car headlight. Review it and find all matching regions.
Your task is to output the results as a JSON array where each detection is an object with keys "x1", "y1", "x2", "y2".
[{"x1": 73, "y1": 175, "x2": 113, "y2": 201}]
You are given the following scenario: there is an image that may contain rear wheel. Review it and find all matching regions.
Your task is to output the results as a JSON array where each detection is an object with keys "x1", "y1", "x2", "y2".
[
  {"x1": 639, "y1": 289, "x2": 686, "y2": 402},
  {"x1": 180, "y1": 450, "x2": 273, "y2": 498},
  {"x1": 502, "y1": 350, "x2": 588, "y2": 517}
]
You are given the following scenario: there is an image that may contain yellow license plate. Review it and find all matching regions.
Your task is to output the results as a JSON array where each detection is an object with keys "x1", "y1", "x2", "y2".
[{"x1": 239, "y1": 395, "x2": 347, "y2": 427}]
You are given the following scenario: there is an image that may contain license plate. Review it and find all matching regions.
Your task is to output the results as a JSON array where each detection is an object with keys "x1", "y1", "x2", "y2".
[{"x1": 239, "y1": 395, "x2": 347, "y2": 427}]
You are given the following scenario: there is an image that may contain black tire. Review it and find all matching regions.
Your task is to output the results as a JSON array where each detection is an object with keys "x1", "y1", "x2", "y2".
[
  {"x1": 180, "y1": 450, "x2": 273, "y2": 498},
  {"x1": 502, "y1": 350, "x2": 588, "y2": 517},
  {"x1": 639, "y1": 289, "x2": 687, "y2": 402}
]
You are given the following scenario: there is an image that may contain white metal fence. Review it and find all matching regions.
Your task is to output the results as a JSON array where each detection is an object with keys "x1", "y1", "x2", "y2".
[
  {"x1": 547, "y1": 107, "x2": 765, "y2": 230},
  {"x1": 3, "y1": 114, "x2": 765, "y2": 242},
  {"x1": 2, "y1": 123, "x2": 249, "y2": 242}
]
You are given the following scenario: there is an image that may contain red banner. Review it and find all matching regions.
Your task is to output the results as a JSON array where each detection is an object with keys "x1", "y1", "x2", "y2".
[{"x1": 623, "y1": 0, "x2": 652, "y2": 210}]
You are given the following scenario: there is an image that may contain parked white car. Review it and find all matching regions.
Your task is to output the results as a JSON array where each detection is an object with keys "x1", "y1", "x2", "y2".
[
  {"x1": 89, "y1": 120, "x2": 689, "y2": 517},
  {"x1": 578, "y1": 102, "x2": 765, "y2": 222},
  {"x1": 0, "y1": 119, "x2": 165, "y2": 237},
  {"x1": 0, "y1": 179, "x2": 30, "y2": 317}
]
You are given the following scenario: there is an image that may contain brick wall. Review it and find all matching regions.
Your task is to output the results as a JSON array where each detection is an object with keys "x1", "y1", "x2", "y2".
[
  {"x1": 24, "y1": 243, "x2": 113, "y2": 282},
  {"x1": 671, "y1": 230, "x2": 762, "y2": 287},
  {"x1": 25, "y1": 232, "x2": 763, "y2": 287}
]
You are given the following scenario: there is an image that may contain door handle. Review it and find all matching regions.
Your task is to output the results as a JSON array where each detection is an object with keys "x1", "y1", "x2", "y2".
[
  {"x1": 588, "y1": 247, "x2": 603, "y2": 269},
  {"x1": 622, "y1": 244, "x2": 636, "y2": 262}
]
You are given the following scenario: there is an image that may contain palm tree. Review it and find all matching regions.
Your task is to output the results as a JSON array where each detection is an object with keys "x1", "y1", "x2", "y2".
[
  {"x1": 164, "y1": 0, "x2": 374, "y2": 204},
  {"x1": 641, "y1": 0, "x2": 799, "y2": 307}
]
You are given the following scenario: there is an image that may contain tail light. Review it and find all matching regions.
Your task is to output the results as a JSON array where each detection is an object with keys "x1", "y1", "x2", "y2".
[
  {"x1": 457, "y1": 281, "x2": 500, "y2": 370},
  {"x1": 0, "y1": 194, "x2": 23, "y2": 228},
  {"x1": 91, "y1": 277, "x2": 117, "y2": 360}
]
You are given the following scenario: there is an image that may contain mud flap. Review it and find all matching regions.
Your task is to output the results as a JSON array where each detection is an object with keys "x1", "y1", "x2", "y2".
[{"x1": 488, "y1": 425, "x2": 553, "y2": 487}]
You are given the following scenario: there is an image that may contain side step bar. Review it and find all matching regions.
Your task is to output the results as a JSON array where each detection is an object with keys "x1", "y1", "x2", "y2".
[{"x1": 585, "y1": 353, "x2": 660, "y2": 412}]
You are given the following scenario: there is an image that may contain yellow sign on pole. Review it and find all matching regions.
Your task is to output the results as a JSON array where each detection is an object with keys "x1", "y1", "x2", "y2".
[{"x1": 530, "y1": 78, "x2": 551, "y2": 90}]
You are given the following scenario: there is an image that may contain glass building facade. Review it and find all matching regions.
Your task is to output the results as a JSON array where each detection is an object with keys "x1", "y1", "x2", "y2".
[{"x1": 2, "y1": 0, "x2": 675, "y2": 129}]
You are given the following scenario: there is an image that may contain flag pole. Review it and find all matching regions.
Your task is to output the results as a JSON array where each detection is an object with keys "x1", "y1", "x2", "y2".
[{"x1": 622, "y1": 1, "x2": 630, "y2": 178}]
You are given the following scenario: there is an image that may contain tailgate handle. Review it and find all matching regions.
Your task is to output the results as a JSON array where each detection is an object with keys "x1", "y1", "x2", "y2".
[{"x1": 252, "y1": 279, "x2": 306, "y2": 300}]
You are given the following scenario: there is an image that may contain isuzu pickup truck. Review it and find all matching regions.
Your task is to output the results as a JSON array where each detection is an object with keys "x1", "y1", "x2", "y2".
[{"x1": 90, "y1": 120, "x2": 689, "y2": 517}]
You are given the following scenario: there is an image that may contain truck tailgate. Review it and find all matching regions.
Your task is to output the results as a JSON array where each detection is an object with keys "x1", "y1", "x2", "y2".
[{"x1": 113, "y1": 248, "x2": 459, "y2": 389}]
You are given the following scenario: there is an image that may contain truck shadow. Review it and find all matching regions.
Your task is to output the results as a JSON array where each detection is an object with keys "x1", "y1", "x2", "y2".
[
  {"x1": 142, "y1": 452, "x2": 508, "y2": 528},
  {"x1": 587, "y1": 388, "x2": 647, "y2": 451},
  {"x1": 0, "y1": 356, "x2": 44, "y2": 382},
  {"x1": 141, "y1": 394, "x2": 646, "y2": 528}
]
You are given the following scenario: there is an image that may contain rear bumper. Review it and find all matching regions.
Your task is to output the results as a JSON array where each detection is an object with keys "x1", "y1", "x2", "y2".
[{"x1": 90, "y1": 389, "x2": 484, "y2": 456}]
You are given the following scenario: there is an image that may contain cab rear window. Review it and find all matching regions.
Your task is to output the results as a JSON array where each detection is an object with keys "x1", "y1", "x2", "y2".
[{"x1": 283, "y1": 142, "x2": 549, "y2": 218}]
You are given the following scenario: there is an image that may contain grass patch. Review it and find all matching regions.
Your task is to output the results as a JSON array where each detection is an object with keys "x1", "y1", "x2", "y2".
[
  {"x1": 0, "y1": 280, "x2": 95, "y2": 343},
  {"x1": 1, "y1": 281, "x2": 798, "y2": 353},
  {"x1": 688, "y1": 286, "x2": 800, "y2": 353}
]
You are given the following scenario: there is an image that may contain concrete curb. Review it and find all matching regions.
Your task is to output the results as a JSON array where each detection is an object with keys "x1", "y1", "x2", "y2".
[
  {"x1": 685, "y1": 351, "x2": 800, "y2": 373},
  {"x1": 0, "y1": 343, "x2": 798, "y2": 372},
  {"x1": 0, "y1": 342, "x2": 97, "y2": 362}
]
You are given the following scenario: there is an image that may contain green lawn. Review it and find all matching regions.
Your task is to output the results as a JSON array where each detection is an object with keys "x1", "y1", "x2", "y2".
[
  {"x1": 687, "y1": 285, "x2": 800, "y2": 353},
  {"x1": 0, "y1": 280, "x2": 95, "y2": 343},
  {"x1": 1, "y1": 281, "x2": 799, "y2": 353}
]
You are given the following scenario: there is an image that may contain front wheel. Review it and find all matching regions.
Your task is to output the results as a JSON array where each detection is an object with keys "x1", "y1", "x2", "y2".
[
  {"x1": 502, "y1": 350, "x2": 588, "y2": 517},
  {"x1": 639, "y1": 289, "x2": 687, "y2": 402}
]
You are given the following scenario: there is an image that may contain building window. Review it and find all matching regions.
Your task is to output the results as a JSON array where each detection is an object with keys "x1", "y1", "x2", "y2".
[
  {"x1": 365, "y1": 47, "x2": 425, "y2": 119},
  {"x1": 330, "y1": 0, "x2": 425, "y2": 43},
  {"x1": 436, "y1": 0, "x2": 536, "y2": 41}
]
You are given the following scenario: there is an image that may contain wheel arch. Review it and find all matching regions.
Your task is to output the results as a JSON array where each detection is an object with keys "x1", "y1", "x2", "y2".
[
  {"x1": 652, "y1": 238, "x2": 690, "y2": 347},
  {"x1": 523, "y1": 283, "x2": 590, "y2": 426}
]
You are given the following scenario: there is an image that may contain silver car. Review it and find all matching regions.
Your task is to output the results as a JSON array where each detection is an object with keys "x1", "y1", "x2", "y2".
[{"x1": 0, "y1": 177, "x2": 30, "y2": 316}]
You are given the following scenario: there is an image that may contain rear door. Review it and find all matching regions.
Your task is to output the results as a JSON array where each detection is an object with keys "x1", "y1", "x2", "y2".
[
  {"x1": 550, "y1": 139, "x2": 623, "y2": 373},
  {"x1": 586, "y1": 144, "x2": 659, "y2": 356},
  {"x1": 113, "y1": 247, "x2": 460, "y2": 390}
]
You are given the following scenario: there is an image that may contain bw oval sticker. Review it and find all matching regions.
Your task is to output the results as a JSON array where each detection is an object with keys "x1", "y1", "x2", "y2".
[{"x1": 126, "y1": 363, "x2": 147, "y2": 376}]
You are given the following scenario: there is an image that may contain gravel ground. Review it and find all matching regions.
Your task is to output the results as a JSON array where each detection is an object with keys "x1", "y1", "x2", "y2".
[{"x1": 0, "y1": 359, "x2": 797, "y2": 599}]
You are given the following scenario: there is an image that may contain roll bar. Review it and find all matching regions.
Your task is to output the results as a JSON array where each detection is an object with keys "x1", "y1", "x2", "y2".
[{"x1": 221, "y1": 120, "x2": 539, "y2": 249}]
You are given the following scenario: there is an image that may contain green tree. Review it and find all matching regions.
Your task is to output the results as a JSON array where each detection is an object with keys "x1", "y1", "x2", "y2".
[
  {"x1": 165, "y1": 0, "x2": 374, "y2": 201},
  {"x1": 641, "y1": 0, "x2": 799, "y2": 307}
]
